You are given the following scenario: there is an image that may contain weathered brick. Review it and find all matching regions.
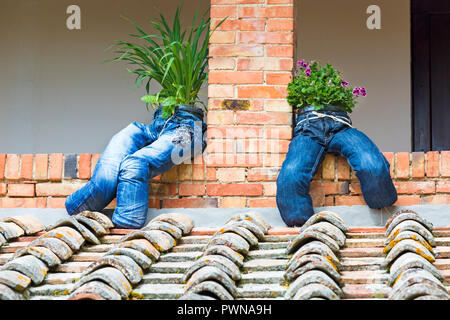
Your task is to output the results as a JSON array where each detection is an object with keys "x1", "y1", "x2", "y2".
[
  {"x1": 394, "y1": 181, "x2": 435, "y2": 195},
  {"x1": 210, "y1": 31, "x2": 236, "y2": 44},
  {"x1": 20, "y1": 154, "x2": 34, "y2": 180},
  {"x1": 335, "y1": 196, "x2": 366, "y2": 206},
  {"x1": 436, "y1": 181, "x2": 450, "y2": 193},
  {"x1": 36, "y1": 183, "x2": 84, "y2": 197},
  {"x1": 264, "y1": 99, "x2": 291, "y2": 112},
  {"x1": 0, "y1": 197, "x2": 47, "y2": 208},
  {"x1": 0, "y1": 154, "x2": 6, "y2": 179},
  {"x1": 411, "y1": 152, "x2": 425, "y2": 178},
  {"x1": 383, "y1": 152, "x2": 395, "y2": 178},
  {"x1": 212, "y1": 18, "x2": 265, "y2": 31},
  {"x1": 426, "y1": 151, "x2": 440, "y2": 178},
  {"x1": 161, "y1": 198, "x2": 218, "y2": 208},
  {"x1": 208, "y1": 126, "x2": 264, "y2": 139},
  {"x1": 422, "y1": 195, "x2": 450, "y2": 205},
  {"x1": 236, "y1": 112, "x2": 291, "y2": 125},
  {"x1": 264, "y1": 154, "x2": 286, "y2": 167},
  {"x1": 206, "y1": 154, "x2": 263, "y2": 168},
  {"x1": 179, "y1": 184, "x2": 205, "y2": 196},
  {"x1": 247, "y1": 168, "x2": 279, "y2": 181},
  {"x1": 266, "y1": 73, "x2": 292, "y2": 85},
  {"x1": 207, "y1": 140, "x2": 235, "y2": 154},
  {"x1": 192, "y1": 165, "x2": 205, "y2": 181},
  {"x1": 267, "y1": 45, "x2": 293, "y2": 57},
  {"x1": 237, "y1": 57, "x2": 293, "y2": 71},
  {"x1": 237, "y1": 86, "x2": 287, "y2": 99},
  {"x1": 149, "y1": 184, "x2": 177, "y2": 196},
  {"x1": 0, "y1": 183, "x2": 6, "y2": 196},
  {"x1": 208, "y1": 85, "x2": 234, "y2": 98},
  {"x1": 5, "y1": 154, "x2": 20, "y2": 181},
  {"x1": 263, "y1": 183, "x2": 277, "y2": 196},
  {"x1": 49, "y1": 153, "x2": 64, "y2": 181},
  {"x1": 209, "y1": 57, "x2": 236, "y2": 70},
  {"x1": 349, "y1": 182, "x2": 362, "y2": 195},
  {"x1": 162, "y1": 166, "x2": 178, "y2": 183},
  {"x1": 238, "y1": 6, "x2": 293, "y2": 18},
  {"x1": 91, "y1": 154, "x2": 101, "y2": 176},
  {"x1": 337, "y1": 157, "x2": 351, "y2": 180},
  {"x1": 441, "y1": 151, "x2": 450, "y2": 177},
  {"x1": 311, "y1": 181, "x2": 349, "y2": 195},
  {"x1": 217, "y1": 168, "x2": 246, "y2": 182},
  {"x1": 47, "y1": 197, "x2": 67, "y2": 209},
  {"x1": 178, "y1": 164, "x2": 192, "y2": 181},
  {"x1": 211, "y1": 6, "x2": 237, "y2": 18},
  {"x1": 78, "y1": 154, "x2": 92, "y2": 180},
  {"x1": 219, "y1": 197, "x2": 247, "y2": 208},
  {"x1": 207, "y1": 183, "x2": 263, "y2": 196},
  {"x1": 209, "y1": 71, "x2": 264, "y2": 84},
  {"x1": 249, "y1": 198, "x2": 277, "y2": 207},
  {"x1": 321, "y1": 154, "x2": 336, "y2": 180},
  {"x1": 207, "y1": 111, "x2": 234, "y2": 125},
  {"x1": 239, "y1": 31, "x2": 293, "y2": 44},
  {"x1": 7, "y1": 184, "x2": 35, "y2": 197},
  {"x1": 209, "y1": 44, "x2": 264, "y2": 57},
  {"x1": 267, "y1": 19, "x2": 294, "y2": 31},
  {"x1": 396, "y1": 152, "x2": 410, "y2": 179},
  {"x1": 34, "y1": 154, "x2": 49, "y2": 181},
  {"x1": 394, "y1": 195, "x2": 421, "y2": 206},
  {"x1": 265, "y1": 126, "x2": 292, "y2": 140}
]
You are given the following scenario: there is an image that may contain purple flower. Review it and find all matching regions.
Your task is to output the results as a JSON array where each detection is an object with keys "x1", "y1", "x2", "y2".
[
  {"x1": 341, "y1": 81, "x2": 349, "y2": 88},
  {"x1": 305, "y1": 68, "x2": 311, "y2": 77},
  {"x1": 297, "y1": 59, "x2": 305, "y2": 66},
  {"x1": 352, "y1": 87, "x2": 360, "y2": 96},
  {"x1": 360, "y1": 87, "x2": 367, "y2": 97}
]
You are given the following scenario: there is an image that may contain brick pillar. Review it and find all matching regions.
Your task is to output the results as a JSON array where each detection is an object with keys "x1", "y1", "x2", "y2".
[{"x1": 207, "y1": 0, "x2": 295, "y2": 208}]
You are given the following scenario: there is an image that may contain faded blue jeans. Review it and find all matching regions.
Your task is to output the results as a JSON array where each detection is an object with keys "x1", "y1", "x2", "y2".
[
  {"x1": 276, "y1": 107, "x2": 398, "y2": 227},
  {"x1": 65, "y1": 106, "x2": 206, "y2": 229}
]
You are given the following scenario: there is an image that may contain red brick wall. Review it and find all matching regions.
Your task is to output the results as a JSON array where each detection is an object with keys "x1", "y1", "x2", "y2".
[
  {"x1": 0, "y1": 152, "x2": 449, "y2": 209},
  {"x1": 0, "y1": 1, "x2": 448, "y2": 210}
]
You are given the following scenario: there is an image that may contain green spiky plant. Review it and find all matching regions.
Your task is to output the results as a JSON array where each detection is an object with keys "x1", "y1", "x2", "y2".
[{"x1": 107, "y1": 6, "x2": 225, "y2": 118}]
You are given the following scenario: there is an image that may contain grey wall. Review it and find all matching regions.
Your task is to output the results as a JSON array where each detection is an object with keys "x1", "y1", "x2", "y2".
[
  {"x1": 296, "y1": 0, "x2": 411, "y2": 152},
  {"x1": 0, "y1": 0, "x2": 209, "y2": 153}
]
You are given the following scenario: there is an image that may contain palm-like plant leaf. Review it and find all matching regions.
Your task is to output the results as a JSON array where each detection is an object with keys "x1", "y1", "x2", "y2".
[{"x1": 105, "y1": 5, "x2": 227, "y2": 117}]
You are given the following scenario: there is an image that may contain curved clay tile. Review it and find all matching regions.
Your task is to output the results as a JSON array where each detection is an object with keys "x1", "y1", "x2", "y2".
[
  {"x1": 1, "y1": 255, "x2": 48, "y2": 285},
  {"x1": 75, "y1": 215, "x2": 108, "y2": 237},
  {"x1": 289, "y1": 241, "x2": 341, "y2": 269},
  {"x1": 0, "y1": 222, "x2": 24, "y2": 240},
  {"x1": 151, "y1": 213, "x2": 194, "y2": 235},
  {"x1": 13, "y1": 246, "x2": 61, "y2": 268},
  {"x1": 390, "y1": 282, "x2": 449, "y2": 300},
  {"x1": 119, "y1": 230, "x2": 176, "y2": 252},
  {"x1": 71, "y1": 267, "x2": 132, "y2": 299},
  {"x1": 183, "y1": 254, "x2": 241, "y2": 282},
  {"x1": 0, "y1": 216, "x2": 45, "y2": 235},
  {"x1": 184, "y1": 280, "x2": 234, "y2": 300},
  {"x1": 226, "y1": 212, "x2": 270, "y2": 233},
  {"x1": 26, "y1": 237, "x2": 73, "y2": 261},
  {"x1": 206, "y1": 232, "x2": 250, "y2": 255},
  {"x1": 184, "y1": 266, "x2": 237, "y2": 297},
  {"x1": 388, "y1": 252, "x2": 443, "y2": 285},
  {"x1": 385, "y1": 209, "x2": 421, "y2": 230},
  {"x1": 202, "y1": 245, "x2": 244, "y2": 268},
  {"x1": 286, "y1": 254, "x2": 339, "y2": 276},
  {"x1": 46, "y1": 217, "x2": 100, "y2": 245},
  {"x1": 299, "y1": 211, "x2": 348, "y2": 234},
  {"x1": 383, "y1": 230, "x2": 433, "y2": 255},
  {"x1": 42, "y1": 226, "x2": 85, "y2": 251},
  {"x1": 79, "y1": 211, "x2": 114, "y2": 229},
  {"x1": 80, "y1": 255, "x2": 143, "y2": 285},
  {"x1": 301, "y1": 222, "x2": 346, "y2": 248},
  {"x1": 292, "y1": 283, "x2": 340, "y2": 300},
  {"x1": 285, "y1": 270, "x2": 343, "y2": 299},
  {"x1": 223, "y1": 219, "x2": 265, "y2": 240},
  {"x1": 284, "y1": 260, "x2": 343, "y2": 287},
  {"x1": 390, "y1": 273, "x2": 447, "y2": 299},
  {"x1": 0, "y1": 270, "x2": 31, "y2": 291},
  {"x1": 117, "y1": 239, "x2": 160, "y2": 262},
  {"x1": 385, "y1": 212, "x2": 433, "y2": 236},
  {"x1": 214, "y1": 225, "x2": 258, "y2": 247},
  {"x1": 142, "y1": 221, "x2": 183, "y2": 240},
  {"x1": 69, "y1": 280, "x2": 121, "y2": 300},
  {"x1": 386, "y1": 220, "x2": 436, "y2": 247},
  {"x1": 382, "y1": 239, "x2": 435, "y2": 268},
  {"x1": 286, "y1": 230, "x2": 340, "y2": 254},
  {"x1": 0, "y1": 283, "x2": 25, "y2": 300},
  {"x1": 180, "y1": 292, "x2": 216, "y2": 300},
  {"x1": 104, "y1": 247, "x2": 152, "y2": 270}
]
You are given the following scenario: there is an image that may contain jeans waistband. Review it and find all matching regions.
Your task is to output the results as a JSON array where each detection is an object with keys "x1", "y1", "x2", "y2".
[
  {"x1": 154, "y1": 105, "x2": 205, "y2": 121},
  {"x1": 296, "y1": 105, "x2": 347, "y2": 115}
]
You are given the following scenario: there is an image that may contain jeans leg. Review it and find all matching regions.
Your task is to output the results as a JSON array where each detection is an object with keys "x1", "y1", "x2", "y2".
[
  {"x1": 65, "y1": 122, "x2": 151, "y2": 215},
  {"x1": 112, "y1": 126, "x2": 201, "y2": 229},
  {"x1": 276, "y1": 134, "x2": 326, "y2": 227},
  {"x1": 329, "y1": 128, "x2": 398, "y2": 208}
]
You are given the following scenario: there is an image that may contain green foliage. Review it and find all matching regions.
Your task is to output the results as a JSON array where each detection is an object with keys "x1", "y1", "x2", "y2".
[
  {"x1": 106, "y1": 6, "x2": 225, "y2": 118},
  {"x1": 287, "y1": 60, "x2": 366, "y2": 113}
]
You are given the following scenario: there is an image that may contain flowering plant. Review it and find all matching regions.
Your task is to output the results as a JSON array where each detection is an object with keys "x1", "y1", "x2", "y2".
[{"x1": 286, "y1": 59, "x2": 366, "y2": 113}]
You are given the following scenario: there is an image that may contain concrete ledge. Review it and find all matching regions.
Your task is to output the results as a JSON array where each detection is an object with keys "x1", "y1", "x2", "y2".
[{"x1": 0, "y1": 205, "x2": 448, "y2": 228}]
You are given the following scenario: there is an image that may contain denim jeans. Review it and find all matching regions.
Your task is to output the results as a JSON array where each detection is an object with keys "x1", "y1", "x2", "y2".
[
  {"x1": 276, "y1": 107, "x2": 398, "y2": 227},
  {"x1": 65, "y1": 106, "x2": 206, "y2": 229}
]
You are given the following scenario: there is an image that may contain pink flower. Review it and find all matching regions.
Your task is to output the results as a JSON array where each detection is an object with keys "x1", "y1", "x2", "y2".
[
  {"x1": 341, "y1": 81, "x2": 349, "y2": 88},
  {"x1": 305, "y1": 68, "x2": 311, "y2": 77},
  {"x1": 352, "y1": 87, "x2": 360, "y2": 96},
  {"x1": 360, "y1": 87, "x2": 367, "y2": 97}
]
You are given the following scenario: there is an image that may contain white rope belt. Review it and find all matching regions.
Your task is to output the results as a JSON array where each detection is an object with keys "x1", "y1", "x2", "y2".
[{"x1": 297, "y1": 111, "x2": 353, "y2": 128}]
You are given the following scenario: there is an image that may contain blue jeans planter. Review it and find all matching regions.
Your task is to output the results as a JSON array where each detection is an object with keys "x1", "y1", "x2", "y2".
[
  {"x1": 276, "y1": 107, "x2": 398, "y2": 227},
  {"x1": 65, "y1": 106, "x2": 206, "y2": 229}
]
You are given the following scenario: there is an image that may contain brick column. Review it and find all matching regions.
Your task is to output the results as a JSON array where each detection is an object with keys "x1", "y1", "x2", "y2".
[{"x1": 207, "y1": 0, "x2": 295, "y2": 208}]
